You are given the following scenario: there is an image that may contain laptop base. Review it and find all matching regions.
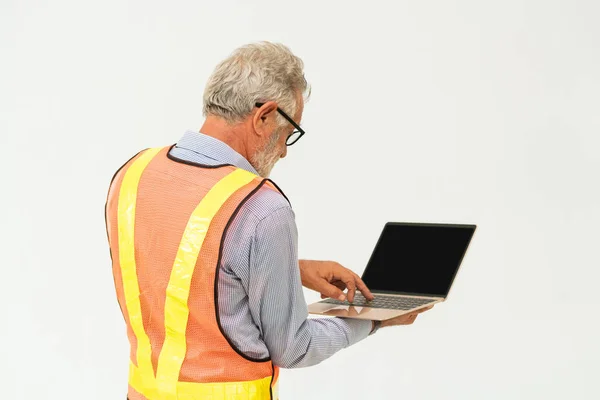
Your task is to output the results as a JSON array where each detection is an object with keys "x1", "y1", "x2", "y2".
[{"x1": 308, "y1": 299, "x2": 442, "y2": 321}]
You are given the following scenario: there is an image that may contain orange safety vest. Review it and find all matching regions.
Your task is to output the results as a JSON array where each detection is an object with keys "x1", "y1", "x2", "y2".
[{"x1": 105, "y1": 146, "x2": 282, "y2": 400}]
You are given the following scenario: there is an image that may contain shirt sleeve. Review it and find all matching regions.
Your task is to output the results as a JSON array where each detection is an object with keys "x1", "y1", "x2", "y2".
[{"x1": 247, "y1": 205, "x2": 373, "y2": 369}]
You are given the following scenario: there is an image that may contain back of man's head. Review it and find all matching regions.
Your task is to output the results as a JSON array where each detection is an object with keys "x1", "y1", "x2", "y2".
[{"x1": 203, "y1": 41, "x2": 310, "y2": 128}]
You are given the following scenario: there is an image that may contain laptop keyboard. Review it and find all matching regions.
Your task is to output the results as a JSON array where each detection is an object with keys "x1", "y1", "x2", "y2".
[{"x1": 320, "y1": 293, "x2": 435, "y2": 310}]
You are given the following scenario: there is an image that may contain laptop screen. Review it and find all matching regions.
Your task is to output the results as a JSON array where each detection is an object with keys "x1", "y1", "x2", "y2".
[{"x1": 361, "y1": 223, "x2": 476, "y2": 297}]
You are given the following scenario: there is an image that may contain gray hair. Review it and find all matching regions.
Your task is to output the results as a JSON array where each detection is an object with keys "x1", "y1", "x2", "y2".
[{"x1": 203, "y1": 42, "x2": 310, "y2": 126}]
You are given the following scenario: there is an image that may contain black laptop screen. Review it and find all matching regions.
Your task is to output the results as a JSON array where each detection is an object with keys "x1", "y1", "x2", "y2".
[{"x1": 361, "y1": 223, "x2": 476, "y2": 297}]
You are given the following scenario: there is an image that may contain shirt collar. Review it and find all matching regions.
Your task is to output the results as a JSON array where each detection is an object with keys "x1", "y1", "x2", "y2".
[{"x1": 175, "y1": 130, "x2": 258, "y2": 175}]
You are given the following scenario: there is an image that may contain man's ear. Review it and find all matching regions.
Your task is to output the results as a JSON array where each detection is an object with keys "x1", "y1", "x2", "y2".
[{"x1": 252, "y1": 101, "x2": 278, "y2": 137}]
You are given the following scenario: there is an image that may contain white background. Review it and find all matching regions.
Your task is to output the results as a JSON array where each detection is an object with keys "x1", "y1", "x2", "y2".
[{"x1": 2, "y1": 0, "x2": 599, "y2": 398}]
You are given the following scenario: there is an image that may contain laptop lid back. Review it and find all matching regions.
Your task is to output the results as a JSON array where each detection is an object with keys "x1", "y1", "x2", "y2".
[{"x1": 361, "y1": 222, "x2": 476, "y2": 297}]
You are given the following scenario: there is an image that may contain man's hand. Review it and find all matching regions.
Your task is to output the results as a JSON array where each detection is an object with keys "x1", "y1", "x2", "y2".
[
  {"x1": 380, "y1": 305, "x2": 434, "y2": 328},
  {"x1": 299, "y1": 260, "x2": 374, "y2": 302}
]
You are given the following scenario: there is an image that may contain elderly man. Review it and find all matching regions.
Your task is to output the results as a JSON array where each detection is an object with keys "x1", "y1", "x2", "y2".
[{"x1": 105, "y1": 41, "x2": 431, "y2": 400}]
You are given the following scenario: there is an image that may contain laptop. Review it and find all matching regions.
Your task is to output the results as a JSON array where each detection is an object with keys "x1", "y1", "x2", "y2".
[{"x1": 308, "y1": 222, "x2": 477, "y2": 321}]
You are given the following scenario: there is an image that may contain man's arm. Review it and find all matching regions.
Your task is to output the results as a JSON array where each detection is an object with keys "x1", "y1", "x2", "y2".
[{"x1": 247, "y1": 206, "x2": 373, "y2": 368}]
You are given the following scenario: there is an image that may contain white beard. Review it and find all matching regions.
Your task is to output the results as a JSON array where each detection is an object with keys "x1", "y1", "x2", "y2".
[{"x1": 250, "y1": 130, "x2": 283, "y2": 178}]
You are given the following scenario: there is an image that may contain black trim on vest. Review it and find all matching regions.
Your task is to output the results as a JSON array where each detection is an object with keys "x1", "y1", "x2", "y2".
[
  {"x1": 214, "y1": 179, "x2": 273, "y2": 363},
  {"x1": 265, "y1": 178, "x2": 291, "y2": 206},
  {"x1": 269, "y1": 361, "x2": 275, "y2": 400},
  {"x1": 166, "y1": 143, "x2": 234, "y2": 169}
]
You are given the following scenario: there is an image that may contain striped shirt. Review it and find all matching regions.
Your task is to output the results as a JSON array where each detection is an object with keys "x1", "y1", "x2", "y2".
[{"x1": 168, "y1": 130, "x2": 374, "y2": 368}]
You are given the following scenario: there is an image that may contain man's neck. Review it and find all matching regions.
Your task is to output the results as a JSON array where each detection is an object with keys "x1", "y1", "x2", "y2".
[{"x1": 199, "y1": 117, "x2": 250, "y2": 160}]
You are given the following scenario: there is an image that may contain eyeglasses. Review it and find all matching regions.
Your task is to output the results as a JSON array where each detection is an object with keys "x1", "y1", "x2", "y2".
[{"x1": 255, "y1": 102, "x2": 305, "y2": 146}]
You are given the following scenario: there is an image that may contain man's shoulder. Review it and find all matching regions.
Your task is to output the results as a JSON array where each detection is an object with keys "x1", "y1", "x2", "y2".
[{"x1": 241, "y1": 182, "x2": 293, "y2": 222}]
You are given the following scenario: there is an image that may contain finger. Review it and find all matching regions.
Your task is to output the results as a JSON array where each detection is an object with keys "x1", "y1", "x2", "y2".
[
  {"x1": 343, "y1": 278, "x2": 357, "y2": 303},
  {"x1": 330, "y1": 280, "x2": 347, "y2": 291},
  {"x1": 353, "y1": 274, "x2": 374, "y2": 301},
  {"x1": 401, "y1": 313, "x2": 417, "y2": 324},
  {"x1": 320, "y1": 282, "x2": 346, "y2": 301}
]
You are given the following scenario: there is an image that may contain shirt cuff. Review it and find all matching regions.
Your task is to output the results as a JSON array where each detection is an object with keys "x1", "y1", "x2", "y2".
[
  {"x1": 369, "y1": 320, "x2": 382, "y2": 335},
  {"x1": 337, "y1": 318, "x2": 374, "y2": 346}
]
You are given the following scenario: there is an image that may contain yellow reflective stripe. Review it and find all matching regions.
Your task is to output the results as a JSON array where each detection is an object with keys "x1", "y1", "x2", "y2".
[
  {"x1": 118, "y1": 147, "x2": 163, "y2": 391},
  {"x1": 130, "y1": 362, "x2": 272, "y2": 400},
  {"x1": 155, "y1": 168, "x2": 259, "y2": 399}
]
